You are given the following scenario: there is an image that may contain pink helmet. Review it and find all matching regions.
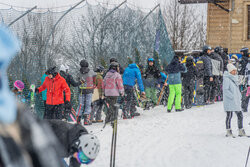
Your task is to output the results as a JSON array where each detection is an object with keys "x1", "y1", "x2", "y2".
[{"x1": 14, "y1": 80, "x2": 24, "y2": 90}]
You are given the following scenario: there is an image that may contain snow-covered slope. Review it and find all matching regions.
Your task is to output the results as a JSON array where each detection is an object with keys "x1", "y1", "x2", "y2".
[{"x1": 86, "y1": 102, "x2": 250, "y2": 167}]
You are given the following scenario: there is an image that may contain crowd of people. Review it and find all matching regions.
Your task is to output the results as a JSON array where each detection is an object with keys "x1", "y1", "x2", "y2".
[{"x1": 12, "y1": 45, "x2": 250, "y2": 137}]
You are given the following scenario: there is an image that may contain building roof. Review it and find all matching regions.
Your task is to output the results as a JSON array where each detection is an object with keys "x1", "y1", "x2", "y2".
[{"x1": 178, "y1": 0, "x2": 228, "y2": 4}]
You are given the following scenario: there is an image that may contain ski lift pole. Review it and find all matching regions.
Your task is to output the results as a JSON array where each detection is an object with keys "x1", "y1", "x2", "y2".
[
  {"x1": 44, "y1": 0, "x2": 85, "y2": 69},
  {"x1": 8, "y1": 6, "x2": 37, "y2": 27},
  {"x1": 245, "y1": 146, "x2": 250, "y2": 167},
  {"x1": 91, "y1": 0, "x2": 127, "y2": 60}
]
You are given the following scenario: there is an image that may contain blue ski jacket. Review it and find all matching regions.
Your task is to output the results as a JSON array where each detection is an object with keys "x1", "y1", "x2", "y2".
[{"x1": 123, "y1": 63, "x2": 144, "y2": 92}]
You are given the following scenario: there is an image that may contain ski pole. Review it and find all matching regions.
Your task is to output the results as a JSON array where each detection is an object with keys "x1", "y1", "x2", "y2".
[{"x1": 245, "y1": 146, "x2": 250, "y2": 167}]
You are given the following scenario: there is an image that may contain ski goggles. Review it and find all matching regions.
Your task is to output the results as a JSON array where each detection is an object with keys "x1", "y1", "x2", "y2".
[{"x1": 76, "y1": 151, "x2": 94, "y2": 164}]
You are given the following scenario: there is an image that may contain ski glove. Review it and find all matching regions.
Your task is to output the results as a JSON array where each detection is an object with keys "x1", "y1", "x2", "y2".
[{"x1": 65, "y1": 101, "x2": 71, "y2": 110}]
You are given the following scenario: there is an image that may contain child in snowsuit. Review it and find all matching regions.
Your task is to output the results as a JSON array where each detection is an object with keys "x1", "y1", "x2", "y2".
[
  {"x1": 76, "y1": 60, "x2": 97, "y2": 125},
  {"x1": 47, "y1": 120, "x2": 100, "y2": 167},
  {"x1": 166, "y1": 55, "x2": 187, "y2": 112},
  {"x1": 143, "y1": 58, "x2": 161, "y2": 108},
  {"x1": 182, "y1": 56, "x2": 197, "y2": 109},
  {"x1": 12, "y1": 80, "x2": 26, "y2": 103},
  {"x1": 223, "y1": 64, "x2": 247, "y2": 137},
  {"x1": 104, "y1": 62, "x2": 124, "y2": 123},
  {"x1": 91, "y1": 65, "x2": 105, "y2": 123}
]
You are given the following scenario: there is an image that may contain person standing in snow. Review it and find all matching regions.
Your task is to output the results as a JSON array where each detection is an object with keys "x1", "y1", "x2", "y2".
[
  {"x1": 143, "y1": 58, "x2": 161, "y2": 109},
  {"x1": 47, "y1": 119, "x2": 100, "y2": 167},
  {"x1": 166, "y1": 55, "x2": 187, "y2": 112},
  {"x1": 199, "y1": 45, "x2": 213, "y2": 104},
  {"x1": 76, "y1": 60, "x2": 97, "y2": 125},
  {"x1": 181, "y1": 56, "x2": 197, "y2": 109},
  {"x1": 104, "y1": 62, "x2": 124, "y2": 122},
  {"x1": 122, "y1": 62, "x2": 145, "y2": 118},
  {"x1": 36, "y1": 66, "x2": 71, "y2": 120},
  {"x1": 223, "y1": 64, "x2": 248, "y2": 137},
  {"x1": 59, "y1": 65, "x2": 82, "y2": 120},
  {"x1": 12, "y1": 80, "x2": 26, "y2": 104},
  {"x1": 91, "y1": 65, "x2": 105, "y2": 123},
  {"x1": 221, "y1": 47, "x2": 229, "y2": 72}
]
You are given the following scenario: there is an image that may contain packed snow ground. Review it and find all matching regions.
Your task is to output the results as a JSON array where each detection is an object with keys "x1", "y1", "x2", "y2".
[{"x1": 85, "y1": 102, "x2": 249, "y2": 167}]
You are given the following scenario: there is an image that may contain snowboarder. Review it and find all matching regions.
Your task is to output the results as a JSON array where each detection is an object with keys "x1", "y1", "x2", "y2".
[
  {"x1": 166, "y1": 55, "x2": 187, "y2": 112},
  {"x1": 91, "y1": 65, "x2": 105, "y2": 123},
  {"x1": 143, "y1": 58, "x2": 161, "y2": 109},
  {"x1": 182, "y1": 56, "x2": 197, "y2": 109},
  {"x1": 47, "y1": 119, "x2": 100, "y2": 167},
  {"x1": 199, "y1": 45, "x2": 213, "y2": 104},
  {"x1": 122, "y1": 62, "x2": 145, "y2": 118},
  {"x1": 104, "y1": 62, "x2": 124, "y2": 123},
  {"x1": 36, "y1": 66, "x2": 71, "y2": 120},
  {"x1": 76, "y1": 60, "x2": 97, "y2": 125},
  {"x1": 223, "y1": 63, "x2": 248, "y2": 137}
]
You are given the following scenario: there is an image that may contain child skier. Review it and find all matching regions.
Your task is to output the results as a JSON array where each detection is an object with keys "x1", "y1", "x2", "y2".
[
  {"x1": 166, "y1": 55, "x2": 187, "y2": 112},
  {"x1": 223, "y1": 64, "x2": 248, "y2": 137},
  {"x1": 12, "y1": 80, "x2": 26, "y2": 103},
  {"x1": 104, "y1": 62, "x2": 124, "y2": 123},
  {"x1": 91, "y1": 65, "x2": 105, "y2": 123},
  {"x1": 182, "y1": 56, "x2": 197, "y2": 109}
]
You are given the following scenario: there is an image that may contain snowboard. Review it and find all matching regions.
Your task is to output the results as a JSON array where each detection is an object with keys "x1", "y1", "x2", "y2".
[{"x1": 194, "y1": 60, "x2": 204, "y2": 106}]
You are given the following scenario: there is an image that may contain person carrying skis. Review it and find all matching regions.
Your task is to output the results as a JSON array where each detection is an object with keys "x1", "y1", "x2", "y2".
[
  {"x1": 223, "y1": 63, "x2": 248, "y2": 137},
  {"x1": 103, "y1": 62, "x2": 124, "y2": 123},
  {"x1": 166, "y1": 55, "x2": 187, "y2": 112},
  {"x1": 12, "y1": 80, "x2": 26, "y2": 103},
  {"x1": 0, "y1": 23, "x2": 64, "y2": 167},
  {"x1": 199, "y1": 45, "x2": 213, "y2": 104},
  {"x1": 47, "y1": 119, "x2": 100, "y2": 167},
  {"x1": 91, "y1": 65, "x2": 105, "y2": 123},
  {"x1": 181, "y1": 56, "x2": 197, "y2": 109},
  {"x1": 76, "y1": 60, "x2": 97, "y2": 125},
  {"x1": 143, "y1": 58, "x2": 161, "y2": 109},
  {"x1": 122, "y1": 62, "x2": 145, "y2": 118},
  {"x1": 36, "y1": 66, "x2": 71, "y2": 120},
  {"x1": 239, "y1": 47, "x2": 250, "y2": 113}
]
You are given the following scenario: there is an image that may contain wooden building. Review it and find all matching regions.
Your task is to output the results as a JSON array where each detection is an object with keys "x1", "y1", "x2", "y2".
[{"x1": 179, "y1": 0, "x2": 250, "y2": 53}]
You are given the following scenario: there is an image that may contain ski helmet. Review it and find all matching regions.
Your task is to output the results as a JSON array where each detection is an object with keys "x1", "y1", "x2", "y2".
[
  {"x1": 110, "y1": 62, "x2": 119, "y2": 71},
  {"x1": 214, "y1": 46, "x2": 221, "y2": 53},
  {"x1": 240, "y1": 47, "x2": 249, "y2": 56},
  {"x1": 77, "y1": 134, "x2": 100, "y2": 164},
  {"x1": 202, "y1": 45, "x2": 212, "y2": 53},
  {"x1": 110, "y1": 58, "x2": 118, "y2": 63},
  {"x1": 80, "y1": 60, "x2": 89, "y2": 68},
  {"x1": 14, "y1": 80, "x2": 24, "y2": 90},
  {"x1": 96, "y1": 65, "x2": 105, "y2": 72},
  {"x1": 148, "y1": 58, "x2": 154, "y2": 62}
]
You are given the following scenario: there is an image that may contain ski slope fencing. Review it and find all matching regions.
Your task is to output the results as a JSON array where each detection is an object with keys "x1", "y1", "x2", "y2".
[{"x1": 0, "y1": 1, "x2": 159, "y2": 117}]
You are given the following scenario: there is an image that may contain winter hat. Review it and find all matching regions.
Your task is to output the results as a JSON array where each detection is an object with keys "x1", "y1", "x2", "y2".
[
  {"x1": 227, "y1": 63, "x2": 237, "y2": 73},
  {"x1": 110, "y1": 58, "x2": 118, "y2": 63},
  {"x1": 46, "y1": 66, "x2": 57, "y2": 75},
  {"x1": 110, "y1": 62, "x2": 119, "y2": 71},
  {"x1": 14, "y1": 80, "x2": 24, "y2": 90},
  {"x1": 80, "y1": 60, "x2": 88, "y2": 68}
]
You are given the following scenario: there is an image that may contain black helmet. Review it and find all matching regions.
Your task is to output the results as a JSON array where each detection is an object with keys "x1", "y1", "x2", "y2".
[
  {"x1": 202, "y1": 45, "x2": 212, "y2": 53},
  {"x1": 80, "y1": 60, "x2": 89, "y2": 67},
  {"x1": 110, "y1": 62, "x2": 119, "y2": 71},
  {"x1": 46, "y1": 66, "x2": 57, "y2": 77},
  {"x1": 110, "y1": 58, "x2": 118, "y2": 63},
  {"x1": 240, "y1": 47, "x2": 249, "y2": 54},
  {"x1": 96, "y1": 65, "x2": 105, "y2": 72},
  {"x1": 214, "y1": 46, "x2": 221, "y2": 53}
]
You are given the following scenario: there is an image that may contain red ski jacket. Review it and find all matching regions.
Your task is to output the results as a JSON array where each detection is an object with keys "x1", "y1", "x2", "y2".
[{"x1": 38, "y1": 73, "x2": 71, "y2": 105}]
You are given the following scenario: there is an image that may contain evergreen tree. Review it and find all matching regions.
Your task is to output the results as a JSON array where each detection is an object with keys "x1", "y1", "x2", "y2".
[
  {"x1": 153, "y1": 50, "x2": 161, "y2": 67},
  {"x1": 135, "y1": 48, "x2": 141, "y2": 65}
]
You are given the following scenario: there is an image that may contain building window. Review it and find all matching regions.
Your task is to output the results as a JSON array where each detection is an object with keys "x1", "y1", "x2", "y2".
[{"x1": 248, "y1": 5, "x2": 250, "y2": 39}]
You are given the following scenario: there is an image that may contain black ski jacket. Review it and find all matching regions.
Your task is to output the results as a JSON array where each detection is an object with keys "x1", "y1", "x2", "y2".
[
  {"x1": 211, "y1": 52, "x2": 224, "y2": 72},
  {"x1": 182, "y1": 62, "x2": 197, "y2": 86},
  {"x1": 60, "y1": 71, "x2": 81, "y2": 88},
  {"x1": 199, "y1": 53, "x2": 213, "y2": 77},
  {"x1": 239, "y1": 56, "x2": 249, "y2": 75}
]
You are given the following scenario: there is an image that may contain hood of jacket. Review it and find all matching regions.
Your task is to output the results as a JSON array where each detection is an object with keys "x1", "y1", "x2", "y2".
[
  {"x1": 80, "y1": 67, "x2": 90, "y2": 74},
  {"x1": 128, "y1": 63, "x2": 138, "y2": 69}
]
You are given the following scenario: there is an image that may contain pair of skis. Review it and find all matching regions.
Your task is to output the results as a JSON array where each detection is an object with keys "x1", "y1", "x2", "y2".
[
  {"x1": 110, "y1": 104, "x2": 119, "y2": 167},
  {"x1": 156, "y1": 76, "x2": 168, "y2": 106}
]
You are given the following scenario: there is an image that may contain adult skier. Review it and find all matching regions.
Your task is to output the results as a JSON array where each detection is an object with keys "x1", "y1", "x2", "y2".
[
  {"x1": 182, "y1": 56, "x2": 197, "y2": 109},
  {"x1": 36, "y1": 66, "x2": 71, "y2": 120},
  {"x1": 76, "y1": 60, "x2": 97, "y2": 125},
  {"x1": 143, "y1": 58, "x2": 161, "y2": 109},
  {"x1": 0, "y1": 24, "x2": 64, "y2": 167},
  {"x1": 122, "y1": 62, "x2": 145, "y2": 118},
  {"x1": 166, "y1": 55, "x2": 187, "y2": 112},
  {"x1": 221, "y1": 47, "x2": 229, "y2": 72},
  {"x1": 199, "y1": 45, "x2": 213, "y2": 104}
]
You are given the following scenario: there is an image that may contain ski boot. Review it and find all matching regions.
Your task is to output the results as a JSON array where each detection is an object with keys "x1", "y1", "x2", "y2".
[
  {"x1": 225, "y1": 129, "x2": 235, "y2": 138},
  {"x1": 238, "y1": 129, "x2": 249, "y2": 137},
  {"x1": 167, "y1": 109, "x2": 171, "y2": 113},
  {"x1": 176, "y1": 108, "x2": 184, "y2": 112},
  {"x1": 122, "y1": 111, "x2": 131, "y2": 119},
  {"x1": 83, "y1": 114, "x2": 92, "y2": 125}
]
